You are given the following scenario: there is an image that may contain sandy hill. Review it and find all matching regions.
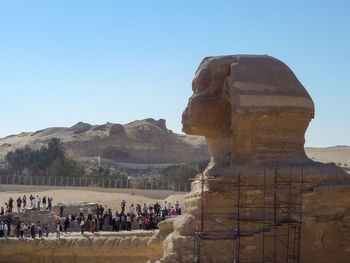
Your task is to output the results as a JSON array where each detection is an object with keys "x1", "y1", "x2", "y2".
[{"x1": 0, "y1": 118, "x2": 209, "y2": 164}]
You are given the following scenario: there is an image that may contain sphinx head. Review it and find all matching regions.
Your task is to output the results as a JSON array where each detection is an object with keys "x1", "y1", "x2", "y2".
[{"x1": 182, "y1": 55, "x2": 315, "y2": 165}]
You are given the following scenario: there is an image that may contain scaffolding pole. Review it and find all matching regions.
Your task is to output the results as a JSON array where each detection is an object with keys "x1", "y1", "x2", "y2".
[{"x1": 193, "y1": 164, "x2": 304, "y2": 263}]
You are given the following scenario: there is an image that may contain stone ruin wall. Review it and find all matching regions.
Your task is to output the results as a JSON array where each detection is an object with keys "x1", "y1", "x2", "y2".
[
  {"x1": 52, "y1": 202, "x2": 99, "y2": 218},
  {"x1": 0, "y1": 203, "x2": 99, "y2": 233},
  {"x1": 0, "y1": 231, "x2": 154, "y2": 263},
  {"x1": 0, "y1": 210, "x2": 59, "y2": 232}
]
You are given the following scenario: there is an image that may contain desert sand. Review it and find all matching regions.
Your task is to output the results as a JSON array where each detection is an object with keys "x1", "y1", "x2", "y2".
[
  {"x1": 0, "y1": 185, "x2": 185, "y2": 212},
  {"x1": 305, "y1": 146, "x2": 350, "y2": 166}
]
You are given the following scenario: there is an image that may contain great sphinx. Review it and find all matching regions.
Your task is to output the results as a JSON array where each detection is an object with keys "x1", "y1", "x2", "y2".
[{"x1": 147, "y1": 55, "x2": 350, "y2": 263}]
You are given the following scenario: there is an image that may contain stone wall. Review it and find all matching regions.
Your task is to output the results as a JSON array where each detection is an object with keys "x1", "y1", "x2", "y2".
[
  {"x1": 0, "y1": 231, "x2": 154, "y2": 263},
  {"x1": 301, "y1": 184, "x2": 350, "y2": 263},
  {"x1": 0, "y1": 209, "x2": 59, "y2": 232},
  {"x1": 52, "y1": 202, "x2": 99, "y2": 218}
]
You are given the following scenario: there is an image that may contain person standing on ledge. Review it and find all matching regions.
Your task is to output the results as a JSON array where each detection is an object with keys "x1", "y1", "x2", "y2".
[
  {"x1": 121, "y1": 200, "x2": 126, "y2": 214},
  {"x1": 47, "y1": 197, "x2": 52, "y2": 211},
  {"x1": 55, "y1": 218, "x2": 61, "y2": 239},
  {"x1": 37, "y1": 222, "x2": 42, "y2": 238},
  {"x1": 64, "y1": 216, "x2": 70, "y2": 233},
  {"x1": 6, "y1": 218, "x2": 11, "y2": 236},
  {"x1": 0, "y1": 221, "x2": 4, "y2": 237},
  {"x1": 30, "y1": 223, "x2": 36, "y2": 239},
  {"x1": 80, "y1": 217, "x2": 85, "y2": 234},
  {"x1": 16, "y1": 197, "x2": 22, "y2": 212},
  {"x1": 175, "y1": 201, "x2": 180, "y2": 215},
  {"x1": 90, "y1": 218, "x2": 96, "y2": 233},
  {"x1": 59, "y1": 206, "x2": 64, "y2": 217},
  {"x1": 4, "y1": 222, "x2": 8, "y2": 238},
  {"x1": 22, "y1": 195, "x2": 27, "y2": 209},
  {"x1": 19, "y1": 222, "x2": 24, "y2": 238},
  {"x1": 87, "y1": 207, "x2": 92, "y2": 220},
  {"x1": 100, "y1": 205, "x2": 104, "y2": 218},
  {"x1": 42, "y1": 196, "x2": 46, "y2": 210},
  {"x1": 45, "y1": 223, "x2": 49, "y2": 237},
  {"x1": 8, "y1": 197, "x2": 13, "y2": 213},
  {"x1": 31, "y1": 197, "x2": 36, "y2": 210},
  {"x1": 37, "y1": 196, "x2": 41, "y2": 211}
]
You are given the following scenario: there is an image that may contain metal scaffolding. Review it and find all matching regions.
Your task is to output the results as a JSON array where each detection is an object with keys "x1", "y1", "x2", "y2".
[{"x1": 193, "y1": 164, "x2": 305, "y2": 263}]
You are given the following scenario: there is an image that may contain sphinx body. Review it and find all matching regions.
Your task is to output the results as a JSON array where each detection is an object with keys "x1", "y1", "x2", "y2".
[{"x1": 147, "y1": 55, "x2": 350, "y2": 263}]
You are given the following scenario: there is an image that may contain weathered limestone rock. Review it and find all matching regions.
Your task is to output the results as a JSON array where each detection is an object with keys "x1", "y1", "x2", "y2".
[
  {"x1": 148, "y1": 55, "x2": 350, "y2": 263},
  {"x1": 0, "y1": 203, "x2": 98, "y2": 233},
  {"x1": 0, "y1": 209, "x2": 59, "y2": 232},
  {"x1": 52, "y1": 202, "x2": 99, "y2": 218},
  {"x1": 0, "y1": 231, "x2": 154, "y2": 263}
]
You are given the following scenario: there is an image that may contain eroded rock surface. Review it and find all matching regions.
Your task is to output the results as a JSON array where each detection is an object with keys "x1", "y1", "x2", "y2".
[
  {"x1": 148, "y1": 55, "x2": 350, "y2": 263},
  {"x1": 0, "y1": 231, "x2": 154, "y2": 263}
]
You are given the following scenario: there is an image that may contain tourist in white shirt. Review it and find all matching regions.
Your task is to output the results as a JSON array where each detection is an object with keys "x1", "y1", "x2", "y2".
[
  {"x1": 31, "y1": 198, "x2": 36, "y2": 210},
  {"x1": 37, "y1": 196, "x2": 41, "y2": 211}
]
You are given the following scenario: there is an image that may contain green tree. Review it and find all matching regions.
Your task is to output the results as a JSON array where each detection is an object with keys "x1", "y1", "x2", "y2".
[
  {"x1": 4, "y1": 138, "x2": 83, "y2": 177},
  {"x1": 48, "y1": 138, "x2": 65, "y2": 162},
  {"x1": 160, "y1": 160, "x2": 209, "y2": 185},
  {"x1": 49, "y1": 158, "x2": 84, "y2": 177}
]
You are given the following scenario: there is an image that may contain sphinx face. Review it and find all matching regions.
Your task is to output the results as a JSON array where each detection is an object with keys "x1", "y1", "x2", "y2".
[{"x1": 182, "y1": 65, "x2": 231, "y2": 137}]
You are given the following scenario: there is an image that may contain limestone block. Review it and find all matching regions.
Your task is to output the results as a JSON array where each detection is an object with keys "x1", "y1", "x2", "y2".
[{"x1": 149, "y1": 55, "x2": 350, "y2": 263}]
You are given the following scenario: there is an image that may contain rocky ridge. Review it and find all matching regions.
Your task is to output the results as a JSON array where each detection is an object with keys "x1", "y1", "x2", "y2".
[{"x1": 0, "y1": 118, "x2": 209, "y2": 164}]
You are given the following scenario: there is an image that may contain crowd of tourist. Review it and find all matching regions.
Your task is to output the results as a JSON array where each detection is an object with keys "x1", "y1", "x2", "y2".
[
  {"x1": 0, "y1": 194, "x2": 184, "y2": 239},
  {"x1": 54, "y1": 199, "x2": 184, "y2": 238},
  {"x1": 0, "y1": 194, "x2": 53, "y2": 239},
  {"x1": 0, "y1": 194, "x2": 53, "y2": 215},
  {"x1": 0, "y1": 219, "x2": 49, "y2": 239}
]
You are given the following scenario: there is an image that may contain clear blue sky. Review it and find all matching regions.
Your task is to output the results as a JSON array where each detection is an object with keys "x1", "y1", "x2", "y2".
[{"x1": 0, "y1": 1, "x2": 349, "y2": 147}]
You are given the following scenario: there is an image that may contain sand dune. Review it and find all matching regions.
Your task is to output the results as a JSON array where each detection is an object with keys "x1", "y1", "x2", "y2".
[{"x1": 305, "y1": 146, "x2": 350, "y2": 166}]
